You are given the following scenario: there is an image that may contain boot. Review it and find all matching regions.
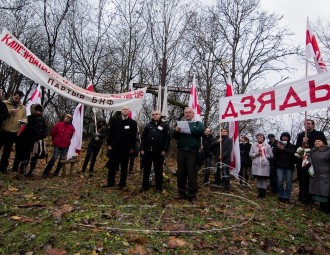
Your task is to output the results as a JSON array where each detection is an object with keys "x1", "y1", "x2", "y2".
[
  {"x1": 19, "y1": 161, "x2": 27, "y2": 175},
  {"x1": 257, "y1": 188, "x2": 262, "y2": 198},
  {"x1": 27, "y1": 160, "x2": 37, "y2": 176}
]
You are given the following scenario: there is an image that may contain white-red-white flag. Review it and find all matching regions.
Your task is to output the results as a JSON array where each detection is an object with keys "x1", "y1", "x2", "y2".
[
  {"x1": 188, "y1": 75, "x2": 202, "y2": 122},
  {"x1": 128, "y1": 82, "x2": 137, "y2": 120},
  {"x1": 226, "y1": 76, "x2": 240, "y2": 178},
  {"x1": 25, "y1": 85, "x2": 41, "y2": 116},
  {"x1": 306, "y1": 18, "x2": 327, "y2": 73},
  {"x1": 67, "y1": 84, "x2": 94, "y2": 160}
]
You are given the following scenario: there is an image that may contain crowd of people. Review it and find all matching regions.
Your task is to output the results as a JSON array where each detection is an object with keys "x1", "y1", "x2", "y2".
[{"x1": 0, "y1": 90, "x2": 329, "y2": 213}]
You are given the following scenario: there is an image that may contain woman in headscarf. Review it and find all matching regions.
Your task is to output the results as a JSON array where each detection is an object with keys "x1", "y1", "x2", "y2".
[{"x1": 249, "y1": 133, "x2": 273, "y2": 198}]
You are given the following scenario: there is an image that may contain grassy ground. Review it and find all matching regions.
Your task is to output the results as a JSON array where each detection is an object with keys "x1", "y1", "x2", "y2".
[{"x1": 0, "y1": 148, "x2": 329, "y2": 255}]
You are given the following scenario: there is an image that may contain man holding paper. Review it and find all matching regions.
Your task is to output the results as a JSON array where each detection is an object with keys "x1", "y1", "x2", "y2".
[{"x1": 172, "y1": 107, "x2": 204, "y2": 203}]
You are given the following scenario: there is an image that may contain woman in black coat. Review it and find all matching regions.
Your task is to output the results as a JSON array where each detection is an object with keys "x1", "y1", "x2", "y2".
[{"x1": 12, "y1": 104, "x2": 47, "y2": 174}]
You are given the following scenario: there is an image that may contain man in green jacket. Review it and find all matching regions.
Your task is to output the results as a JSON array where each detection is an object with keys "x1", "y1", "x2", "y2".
[{"x1": 172, "y1": 107, "x2": 204, "y2": 203}]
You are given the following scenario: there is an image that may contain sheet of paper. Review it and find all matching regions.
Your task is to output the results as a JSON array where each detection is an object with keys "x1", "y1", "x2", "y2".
[{"x1": 177, "y1": 121, "x2": 191, "y2": 134}]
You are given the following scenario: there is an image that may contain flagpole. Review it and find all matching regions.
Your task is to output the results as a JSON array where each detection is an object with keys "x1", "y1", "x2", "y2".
[{"x1": 304, "y1": 17, "x2": 309, "y2": 138}]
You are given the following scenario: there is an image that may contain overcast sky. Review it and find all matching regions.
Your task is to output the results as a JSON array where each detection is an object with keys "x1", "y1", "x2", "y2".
[
  {"x1": 260, "y1": 0, "x2": 329, "y2": 81},
  {"x1": 205, "y1": 0, "x2": 329, "y2": 82}
]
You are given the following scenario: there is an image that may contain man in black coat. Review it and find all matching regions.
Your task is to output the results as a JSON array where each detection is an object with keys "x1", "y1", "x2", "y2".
[
  {"x1": 201, "y1": 128, "x2": 214, "y2": 185},
  {"x1": 295, "y1": 119, "x2": 326, "y2": 204},
  {"x1": 239, "y1": 135, "x2": 252, "y2": 186},
  {"x1": 140, "y1": 110, "x2": 171, "y2": 192},
  {"x1": 105, "y1": 106, "x2": 137, "y2": 189},
  {"x1": 212, "y1": 128, "x2": 233, "y2": 191}
]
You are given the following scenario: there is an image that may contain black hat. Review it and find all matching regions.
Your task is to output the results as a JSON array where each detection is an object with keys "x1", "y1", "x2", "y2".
[
  {"x1": 314, "y1": 136, "x2": 328, "y2": 145},
  {"x1": 267, "y1": 134, "x2": 275, "y2": 139}
]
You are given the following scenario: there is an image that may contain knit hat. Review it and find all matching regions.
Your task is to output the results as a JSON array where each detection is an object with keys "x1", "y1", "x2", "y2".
[
  {"x1": 314, "y1": 136, "x2": 328, "y2": 145},
  {"x1": 267, "y1": 133, "x2": 275, "y2": 139}
]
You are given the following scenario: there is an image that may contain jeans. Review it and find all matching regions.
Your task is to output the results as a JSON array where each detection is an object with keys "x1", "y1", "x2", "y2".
[
  {"x1": 203, "y1": 156, "x2": 212, "y2": 183},
  {"x1": 277, "y1": 168, "x2": 293, "y2": 199},
  {"x1": 42, "y1": 147, "x2": 68, "y2": 176},
  {"x1": 215, "y1": 162, "x2": 230, "y2": 190},
  {"x1": 82, "y1": 145, "x2": 101, "y2": 173}
]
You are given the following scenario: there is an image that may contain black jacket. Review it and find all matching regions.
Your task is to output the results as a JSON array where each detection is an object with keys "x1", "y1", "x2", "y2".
[
  {"x1": 240, "y1": 142, "x2": 252, "y2": 167},
  {"x1": 274, "y1": 132, "x2": 296, "y2": 170},
  {"x1": 212, "y1": 135, "x2": 232, "y2": 164},
  {"x1": 201, "y1": 134, "x2": 214, "y2": 157},
  {"x1": 107, "y1": 116, "x2": 137, "y2": 158},
  {"x1": 0, "y1": 100, "x2": 8, "y2": 129},
  {"x1": 140, "y1": 120, "x2": 171, "y2": 152},
  {"x1": 295, "y1": 129, "x2": 326, "y2": 149}
]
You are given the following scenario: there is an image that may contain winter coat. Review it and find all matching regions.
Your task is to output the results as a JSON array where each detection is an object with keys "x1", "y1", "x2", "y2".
[
  {"x1": 212, "y1": 135, "x2": 232, "y2": 165},
  {"x1": 18, "y1": 104, "x2": 47, "y2": 143},
  {"x1": 1, "y1": 99, "x2": 26, "y2": 133},
  {"x1": 88, "y1": 118, "x2": 107, "y2": 147},
  {"x1": 0, "y1": 100, "x2": 8, "y2": 129},
  {"x1": 296, "y1": 129, "x2": 326, "y2": 149},
  {"x1": 51, "y1": 121, "x2": 75, "y2": 148},
  {"x1": 273, "y1": 132, "x2": 296, "y2": 170},
  {"x1": 140, "y1": 120, "x2": 171, "y2": 152},
  {"x1": 249, "y1": 142, "x2": 273, "y2": 177},
  {"x1": 107, "y1": 116, "x2": 137, "y2": 160},
  {"x1": 240, "y1": 142, "x2": 252, "y2": 167},
  {"x1": 309, "y1": 145, "x2": 330, "y2": 197},
  {"x1": 201, "y1": 134, "x2": 214, "y2": 157},
  {"x1": 172, "y1": 121, "x2": 204, "y2": 152}
]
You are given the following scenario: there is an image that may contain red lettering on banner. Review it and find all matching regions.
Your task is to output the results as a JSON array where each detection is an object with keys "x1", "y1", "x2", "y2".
[
  {"x1": 7, "y1": 40, "x2": 17, "y2": 49},
  {"x1": 1, "y1": 33, "x2": 11, "y2": 44},
  {"x1": 257, "y1": 91, "x2": 275, "y2": 113},
  {"x1": 279, "y1": 86, "x2": 307, "y2": 111},
  {"x1": 222, "y1": 100, "x2": 238, "y2": 119},
  {"x1": 240, "y1": 95, "x2": 256, "y2": 115},
  {"x1": 309, "y1": 80, "x2": 330, "y2": 103}
]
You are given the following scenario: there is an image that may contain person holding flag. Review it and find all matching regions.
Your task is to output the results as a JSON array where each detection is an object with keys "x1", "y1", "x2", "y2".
[{"x1": 212, "y1": 128, "x2": 233, "y2": 191}]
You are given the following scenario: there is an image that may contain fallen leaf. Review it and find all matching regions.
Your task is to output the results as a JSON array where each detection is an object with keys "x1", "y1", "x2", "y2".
[
  {"x1": 168, "y1": 236, "x2": 186, "y2": 248},
  {"x1": 53, "y1": 204, "x2": 74, "y2": 218},
  {"x1": 128, "y1": 244, "x2": 148, "y2": 255},
  {"x1": 45, "y1": 248, "x2": 67, "y2": 255}
]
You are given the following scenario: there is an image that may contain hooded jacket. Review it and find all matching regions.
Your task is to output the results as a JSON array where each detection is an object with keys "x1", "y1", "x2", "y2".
[
  {"x1": 18, "y1": 104, "x2": 48, "y2": 142},
  {"x1": 273, "y1": 132, "x2": 296, "y2": 170},
  {"x1": 51, "y1": 119, "x2": 75, "y2": 148}
]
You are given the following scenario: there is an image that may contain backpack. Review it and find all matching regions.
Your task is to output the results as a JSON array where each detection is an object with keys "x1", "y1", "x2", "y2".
[{"x1": 32, "y1": 140, "x2": 48, "y2": 161}]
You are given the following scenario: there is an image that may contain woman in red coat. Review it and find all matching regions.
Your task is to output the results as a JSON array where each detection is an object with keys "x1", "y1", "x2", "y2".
[{"x1": 42, "y1": 114, "x2": 75, "y2": 177}]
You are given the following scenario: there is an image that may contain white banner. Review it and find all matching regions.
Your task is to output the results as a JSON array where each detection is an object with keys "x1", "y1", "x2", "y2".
[
  {"x1": 0, "y1": 28, "x2": 146, "y2": 110},
  {"x1": 219, "y1": 72, "x2": 330, "y2": 122}
]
